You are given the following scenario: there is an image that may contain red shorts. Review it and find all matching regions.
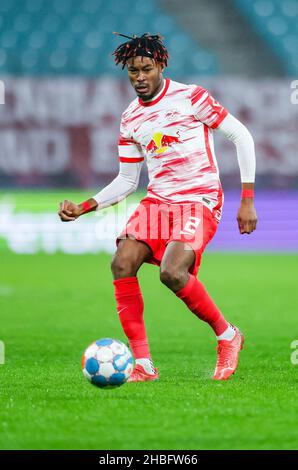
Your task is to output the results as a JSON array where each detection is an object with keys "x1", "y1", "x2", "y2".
[{"x1": 116, "y1": 197, "x2": 219, "y2": 276}]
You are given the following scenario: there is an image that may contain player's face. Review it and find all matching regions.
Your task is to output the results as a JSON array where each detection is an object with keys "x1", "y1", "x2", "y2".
[{"x1": 126, "y1": 56, "x2": 164, "y2": 101}]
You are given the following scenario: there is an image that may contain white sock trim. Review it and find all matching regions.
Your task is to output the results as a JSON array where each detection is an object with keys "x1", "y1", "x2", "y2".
[
  {"x1": 135, "y1": 358, "x2": 155, "y2": 374},
  {"x1": 216, "y1": 324, "x2": 236, "y2": 341}
]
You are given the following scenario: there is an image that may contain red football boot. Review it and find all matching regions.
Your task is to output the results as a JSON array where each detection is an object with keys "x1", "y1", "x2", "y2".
[
  {"x1": 213, "y1": 326, "x2": 244, "y2": 380},
  {"x1": 127, "y1": 364, "x2": 159, "y2": 382}
]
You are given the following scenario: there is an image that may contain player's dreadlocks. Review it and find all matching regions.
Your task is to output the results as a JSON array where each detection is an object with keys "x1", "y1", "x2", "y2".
[{"x1": 112, "y1": 32, "x2": 169, "y2": 69}]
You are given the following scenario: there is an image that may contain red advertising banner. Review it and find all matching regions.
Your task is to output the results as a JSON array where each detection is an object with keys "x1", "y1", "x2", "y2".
[{"x1": 0, "y1": 77, "x2": 297, "y2": 188}]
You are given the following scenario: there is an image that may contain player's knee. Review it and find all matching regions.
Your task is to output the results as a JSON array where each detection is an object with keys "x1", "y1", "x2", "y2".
[
  {"x1": 160, "y1": 267, "x2": 186, "y2": 291},
  {"x1": 111, "y1": 253, "x2": 137, "y2": 279}
]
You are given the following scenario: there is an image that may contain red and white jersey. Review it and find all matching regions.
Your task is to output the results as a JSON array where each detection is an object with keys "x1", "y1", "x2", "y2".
[{"x1": 118, "y1": 78, "x2": 228, "y2": 221}]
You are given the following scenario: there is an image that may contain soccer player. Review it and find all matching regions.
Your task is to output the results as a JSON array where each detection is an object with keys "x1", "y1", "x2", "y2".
[{"x1": 59, "y1": 33, "x2": 257, "y2": 381}]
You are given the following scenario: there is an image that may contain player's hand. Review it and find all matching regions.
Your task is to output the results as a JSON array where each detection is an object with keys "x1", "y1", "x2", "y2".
[
  {"x1": 237, "y1": 200, "x2": 257, "y2": 234},
  {"x1": 58, "y1": 200, "x2": 82, "y2": 222}
]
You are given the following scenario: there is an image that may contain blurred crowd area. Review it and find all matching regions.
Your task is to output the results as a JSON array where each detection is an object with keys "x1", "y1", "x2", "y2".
[{"x1": 0, "y1": 0, "x2": 297, "y2": 190}]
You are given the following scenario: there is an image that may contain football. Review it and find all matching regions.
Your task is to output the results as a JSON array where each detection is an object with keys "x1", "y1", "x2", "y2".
[{"x1": 82, "y1": 338, "x2": 134, "y2": 388}]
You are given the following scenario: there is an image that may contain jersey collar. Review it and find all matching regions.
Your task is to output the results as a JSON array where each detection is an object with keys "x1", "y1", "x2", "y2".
[{"x1": 138, "y1": 78, "x2": 170, "y2": 107}]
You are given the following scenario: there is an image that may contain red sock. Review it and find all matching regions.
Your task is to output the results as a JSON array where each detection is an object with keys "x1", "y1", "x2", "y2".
[
  {"x1": 176, "y1": 274, "x2": 229, "y2": 336},
  {"x1": 113, "y1": 277, "x2": 151, "y2": 359}
]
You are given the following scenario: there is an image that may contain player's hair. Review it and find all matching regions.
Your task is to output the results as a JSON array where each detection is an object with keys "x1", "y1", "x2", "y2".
[{"x1": 112, "y1": 32, "x2": 169, "y2": 69}]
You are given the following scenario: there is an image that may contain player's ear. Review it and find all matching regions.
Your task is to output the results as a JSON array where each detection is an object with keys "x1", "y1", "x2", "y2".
[{"x1": 159, "y1": 62, "x2": 165, "y2": 73}]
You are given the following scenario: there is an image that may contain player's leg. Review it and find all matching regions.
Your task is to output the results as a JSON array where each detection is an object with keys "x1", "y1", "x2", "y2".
[
  {"x1": 111, "y1": 238, "x2": 158, "y2": 381},
  {"x1": 111, "y1": 237, "x2": 151, "y2": 279},
  {"x1": 160, "y1": 240, "x2": 244, "y2": 381},
  {"x1": 160, "y1": 240, "x2": 231, "y2": 334}
]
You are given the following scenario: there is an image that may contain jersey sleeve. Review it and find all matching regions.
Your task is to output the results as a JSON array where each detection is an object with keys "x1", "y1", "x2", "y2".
[
  {"x1": 190, "y1": 86, "x2": 228, "y2": 129},
  {"x1": 118, "y1": 115, "x2": 144, "y2": 163}
]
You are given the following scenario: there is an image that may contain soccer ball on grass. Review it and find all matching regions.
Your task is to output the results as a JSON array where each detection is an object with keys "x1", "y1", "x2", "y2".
[{"x1": 82, "y1": 338, "x2": 133, "y2": 388}]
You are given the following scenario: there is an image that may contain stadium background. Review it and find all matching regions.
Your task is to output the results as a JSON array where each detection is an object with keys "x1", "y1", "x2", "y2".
[{"x1": 0, "y1": 0, "x2": 297, "y2": 450}]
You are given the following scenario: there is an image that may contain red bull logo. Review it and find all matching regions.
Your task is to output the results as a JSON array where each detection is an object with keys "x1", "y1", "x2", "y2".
[{"x1": 146, "y1": 132, "x2": 181, "y2": 155}]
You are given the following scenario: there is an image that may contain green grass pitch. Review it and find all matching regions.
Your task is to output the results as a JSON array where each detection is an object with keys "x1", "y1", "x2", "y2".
[{"x1": 0, "y1": 251, "x2": 297, "y2": 450}]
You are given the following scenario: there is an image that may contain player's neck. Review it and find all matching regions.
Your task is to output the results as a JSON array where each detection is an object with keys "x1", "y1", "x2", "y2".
[{"x1": 145, "y1": 78, "x2": 165, "y2": 103}]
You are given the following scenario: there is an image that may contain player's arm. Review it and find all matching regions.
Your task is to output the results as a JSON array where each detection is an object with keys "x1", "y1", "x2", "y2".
[
  {"x1": 190, "y1": 86, "x2": 257, "y2": 234},
  {"x1": 58, "y1": 161, "x2": 142, "y2": 222},
  {"x1": 59, "y1": 112, "x2": 144, "y2": 222},
  {"x1": 216, "y1": 113, "x2": 257, "y2": 234}
]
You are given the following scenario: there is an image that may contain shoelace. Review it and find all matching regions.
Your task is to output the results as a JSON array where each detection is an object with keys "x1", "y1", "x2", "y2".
[{"x1": 216, "y1": 343, "x2": 236, "y2": 368}]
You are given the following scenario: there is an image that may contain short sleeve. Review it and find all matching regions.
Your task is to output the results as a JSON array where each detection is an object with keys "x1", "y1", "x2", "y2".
[
  {"x1": 190, "y1": 86, "x2": 228, "y2": 129},
  {"x1": 118, "y1": 116, "x2": 144, "y2": 163}
]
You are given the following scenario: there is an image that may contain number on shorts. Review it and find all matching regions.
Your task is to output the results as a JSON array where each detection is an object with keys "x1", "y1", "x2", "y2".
[{"x1": 180, "y1": 217, "x2": 201, "y2": 235}]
